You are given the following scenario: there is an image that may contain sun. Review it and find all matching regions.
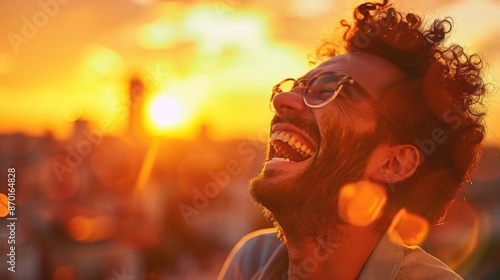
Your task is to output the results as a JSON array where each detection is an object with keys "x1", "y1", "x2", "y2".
[{"x1": 150, "y1": 96, "x2": 182, "y2": 128}]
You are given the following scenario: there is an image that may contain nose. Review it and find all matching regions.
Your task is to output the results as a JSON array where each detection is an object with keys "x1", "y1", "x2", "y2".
[{"x1": 272, "y1": 90, "x2": 308, "y2": 119}]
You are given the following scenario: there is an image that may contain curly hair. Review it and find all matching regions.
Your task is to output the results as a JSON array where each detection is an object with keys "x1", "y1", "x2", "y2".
[{"x1": 314, "y1": 0, "x2": 488, "y2": 224}]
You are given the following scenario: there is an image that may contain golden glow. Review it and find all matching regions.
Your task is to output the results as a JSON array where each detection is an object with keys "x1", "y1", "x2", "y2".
[
  {"x1": 1, "y1": 1, "x2": 499, "y2": 144},
  {"x1": 150, "y1": 95, "x2": 182, "y2": 128},
  {"x1": 388, "y1": 208, "x2": 430, "y2": 246},
  {"x1": 338, "y1": 180, "x2": 387, "y2": 227},
  {"x1": 0, "y1": 2, "x2": 309, "y2": 141}
]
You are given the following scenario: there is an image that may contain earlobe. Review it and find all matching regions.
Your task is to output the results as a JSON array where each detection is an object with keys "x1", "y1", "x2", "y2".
[{"x1": 370, "y1": 145, "x2": 421, "y2": 184}]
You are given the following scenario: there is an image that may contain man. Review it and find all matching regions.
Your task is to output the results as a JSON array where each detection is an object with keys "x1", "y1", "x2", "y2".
[{"x1": 219, "y1": 0, "x2": 488, "y2": 279}]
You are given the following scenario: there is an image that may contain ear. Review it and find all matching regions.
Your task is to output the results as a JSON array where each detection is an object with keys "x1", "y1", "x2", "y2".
[{"x1": 370, "y1": 145, "x2": 421, "y2": 184}]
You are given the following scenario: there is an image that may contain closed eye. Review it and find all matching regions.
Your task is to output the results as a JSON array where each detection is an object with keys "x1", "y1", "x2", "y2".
[
  {"x1": 309, "y1": 87, "x2": 336, "y2": 101},
  {"x1": 319, "y1": 87, "x2": 336, "y2": 93},
  {"x1": 339, "y1": 86, "x2": 364, "y2": 102}
]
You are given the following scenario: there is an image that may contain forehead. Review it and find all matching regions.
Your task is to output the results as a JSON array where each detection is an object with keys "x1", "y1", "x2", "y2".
[{"x1": 306, "y1": 53, "x2": 405, "y2": 96}]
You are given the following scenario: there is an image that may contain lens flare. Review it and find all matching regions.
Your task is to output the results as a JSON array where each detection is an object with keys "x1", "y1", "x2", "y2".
[
  {"x1": 426, "y1": 201, "x2": 482, "y2": 273},
  {"x1": 68, "y1": 215, "x2": 93, "y2": 242},
  {"x1": 67, "y1": 215, "x2": 115, "y2": 242},
  {"x1": 0, "y1": 193, "x2": 9, "y2": 217},
  {"x1": 338, "y1": 180, "x2": 387, "y2": 227},
  {"x1": 388, "y1": 208, "x2": 429, "y2": 246},
  {"x1": 53, "y1": 265, "x2": 75, "y2": 280}
]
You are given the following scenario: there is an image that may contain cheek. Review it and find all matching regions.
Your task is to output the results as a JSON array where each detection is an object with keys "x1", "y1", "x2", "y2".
[
  {"x1": 316, "y1": 98, "x2": 378, "y2": 135},
  {"x1": 314, "y1": 110, "x2": 378, "y2": 156},
  {"x1": 314, "y1": 111, "x2": 348, "y2": 155},
  {"x1": 314, "y1": 109, "x2": 354, "y2": 138},
  {"x1": 320, "y1": 109, "x2": 377, "y2": 136},
  {"x1": 314, "y1": 109, "x2": 342, "y2": 129}
]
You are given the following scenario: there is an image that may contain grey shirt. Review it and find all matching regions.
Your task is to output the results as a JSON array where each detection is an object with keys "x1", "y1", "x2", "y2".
[{"x1": 218, "y1": 228, "x2": 463, "y2": 280}]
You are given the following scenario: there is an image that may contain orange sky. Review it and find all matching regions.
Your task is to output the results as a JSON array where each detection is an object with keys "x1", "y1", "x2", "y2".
[{"x1": 1, "y1": 0, "x2": 499, "y2": 145}]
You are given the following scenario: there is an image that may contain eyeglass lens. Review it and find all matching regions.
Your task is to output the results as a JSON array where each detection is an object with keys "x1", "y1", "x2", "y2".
[{"x1": 304, "y1": 73, "x2": 342, "y2": 106}]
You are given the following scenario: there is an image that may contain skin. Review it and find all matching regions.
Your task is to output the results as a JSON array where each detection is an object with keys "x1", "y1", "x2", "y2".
[{"x1": 257, "y1": 52, "x2": 421, "y2": 279}]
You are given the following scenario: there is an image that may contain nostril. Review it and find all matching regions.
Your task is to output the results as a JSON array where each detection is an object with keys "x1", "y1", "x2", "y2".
[
  {"x1": 273, "y1": 91, "x2": 307, "y2": 117},
  {"x1": 277, "y1": 104, "x2": 295, "y2": 112}
]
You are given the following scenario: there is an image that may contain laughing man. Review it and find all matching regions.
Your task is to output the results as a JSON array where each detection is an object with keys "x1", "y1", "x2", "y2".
[{"x1": 219, "y1": 1, "x2": 488, "y2": 279}]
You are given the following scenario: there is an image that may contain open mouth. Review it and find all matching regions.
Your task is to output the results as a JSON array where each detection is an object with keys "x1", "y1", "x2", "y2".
[{"x1": 269, "y1": 125, "x2": 317, "y2": 163}]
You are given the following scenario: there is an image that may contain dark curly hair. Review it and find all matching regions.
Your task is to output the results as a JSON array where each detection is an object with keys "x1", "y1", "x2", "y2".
[{"x1": 314, "y1": 0, "x2": 488, "y2": 224}]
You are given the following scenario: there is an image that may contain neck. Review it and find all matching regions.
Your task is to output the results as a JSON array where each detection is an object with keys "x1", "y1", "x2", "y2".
[{"x1": 284, "y1": 225, "x2": 384, "y2": 280}]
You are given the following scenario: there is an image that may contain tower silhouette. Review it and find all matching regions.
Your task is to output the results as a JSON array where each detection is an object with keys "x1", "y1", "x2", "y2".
[{"x1": 128, "y1": 76, "x2": 147, "y2": 141}]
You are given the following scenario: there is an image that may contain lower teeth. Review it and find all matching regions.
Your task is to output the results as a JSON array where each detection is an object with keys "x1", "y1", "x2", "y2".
[{"x1": 271, "y1": 157, "x2": 291, "y2": 162}]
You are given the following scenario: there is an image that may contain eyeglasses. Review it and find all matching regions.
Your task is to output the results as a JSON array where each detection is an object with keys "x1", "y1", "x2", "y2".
[{"x1": 270, "y1": 71, "x2": 409, "y2": 138}]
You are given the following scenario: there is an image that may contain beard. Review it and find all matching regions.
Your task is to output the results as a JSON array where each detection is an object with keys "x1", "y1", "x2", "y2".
[{"x1": 249, "y1": 114, "x2": 381, "y2": 242}]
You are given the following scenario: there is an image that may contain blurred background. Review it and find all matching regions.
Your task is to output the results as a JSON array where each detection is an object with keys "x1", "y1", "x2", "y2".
[{"x1": 0, "y1": 0, "x2": 499, "y2": 279}]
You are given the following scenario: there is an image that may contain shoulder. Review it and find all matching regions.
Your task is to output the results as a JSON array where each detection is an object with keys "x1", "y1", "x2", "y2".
[
  {"x1": 398, "y1": 245, "x2": 463, "y2": 280},
  {"x1": 218, "y1": 228, "x2": 282, "y2": 280},
  {"x1": 361, "y1": 232, "x2": 463, "y2": 280}
]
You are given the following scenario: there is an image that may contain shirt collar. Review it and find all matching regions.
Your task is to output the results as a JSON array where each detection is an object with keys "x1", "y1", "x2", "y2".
[
  {"x1": 258, "y1": 232, "x2": 404, "y2": 280},
  {"x1": 358, "y1": 232, "x2": 404, "y2": 280}
]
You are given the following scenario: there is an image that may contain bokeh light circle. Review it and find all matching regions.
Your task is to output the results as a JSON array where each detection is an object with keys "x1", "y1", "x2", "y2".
[{"x1": 338, "y1": 180, "x2": 387, "y2": 227}]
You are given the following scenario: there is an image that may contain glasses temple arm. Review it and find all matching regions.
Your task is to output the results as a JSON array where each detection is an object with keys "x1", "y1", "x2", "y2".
[{"x1": 350, "y1": 81, "x2": 411, "y2": 139}]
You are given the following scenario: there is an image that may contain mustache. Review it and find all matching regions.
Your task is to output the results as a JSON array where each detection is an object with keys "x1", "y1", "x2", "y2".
[{"x1": 270, "y1": 114, "x2": 321, "y2": 144}]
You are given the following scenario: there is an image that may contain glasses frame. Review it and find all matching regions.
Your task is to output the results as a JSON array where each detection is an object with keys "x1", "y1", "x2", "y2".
[{"x1": 270, "y1": 71, "x2": 409, "y2": 138}]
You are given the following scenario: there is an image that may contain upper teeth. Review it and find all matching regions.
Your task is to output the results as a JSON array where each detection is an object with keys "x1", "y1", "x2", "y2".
[{"x1": 271, "y1": 131, "x2": 314, "y2": 157}]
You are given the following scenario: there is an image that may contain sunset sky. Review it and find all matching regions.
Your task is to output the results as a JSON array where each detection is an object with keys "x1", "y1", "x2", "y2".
[{"x1": 1, "y1": 0, "x2": 499, "y2": 145}]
